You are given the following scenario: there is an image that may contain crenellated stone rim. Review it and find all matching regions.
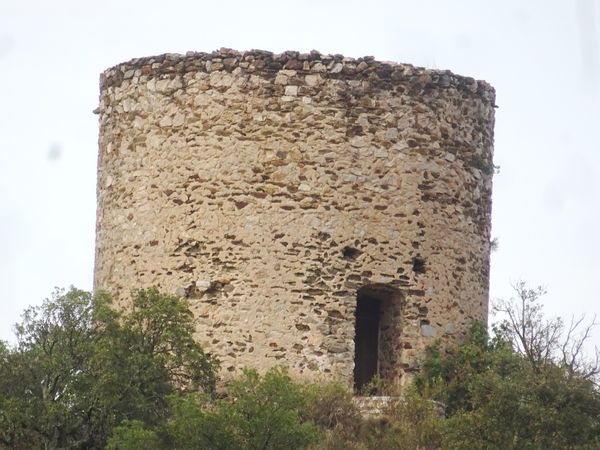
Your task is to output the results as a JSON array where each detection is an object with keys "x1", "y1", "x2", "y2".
[{"x1": 100, "y1": 48, "x2": 496, "y2": 103}]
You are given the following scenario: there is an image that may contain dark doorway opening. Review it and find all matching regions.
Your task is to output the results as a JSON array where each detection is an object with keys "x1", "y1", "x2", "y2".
[
  {"x1": 354, "y1": 295, "x2": 381, "y2": 391},
  {"x1": 353, "y1": 285, "x2": 403, "y2": 392}
]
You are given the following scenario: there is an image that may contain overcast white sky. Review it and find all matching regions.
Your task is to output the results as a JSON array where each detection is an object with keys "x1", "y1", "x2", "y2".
[{"x1": 1, "y1": 0, "x2": 599, "y2": 351}]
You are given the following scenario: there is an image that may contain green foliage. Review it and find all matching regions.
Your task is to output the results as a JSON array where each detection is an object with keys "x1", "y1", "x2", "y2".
[
  {"x1": 302, "y1": 381, "x2": 441, "y2": 450},
  {"x1": 218, "y1": 367, "x2": 319, "y2": 450},
  {"x1": 109, "y1": 367, "x2": 319, "y2": 450},
  {"x1": 356, "y1": 373, "x2": 403, "y2": 397},
  {"x1": 2, "y1": 282, "x2": 599, "y2": 450},
  {"x1": 303, "y1": 381, "x2": 362, "y2": 432},
  {"x1": 106, "y1": 421, "x2": 161, "y2": 450},
  {"x1": 164, "y1": 367, "x2": 319, "y2": 450},
  {"x1": 470, "y1": 153, "x2": 500, "y2": 175},
  {"x1": 494, "y1": 281, "x2": 600, "y2": 382},
  {"x1": 416, "y1": 322, "x2": 516, "y2": 414},
  {"x1": 368, "y1": 391, "x2": 442, "y2": 450},
  {"x1": 416, "y1": 323, "x2": 600, "y2": 449},
  {"x1": 302, "y1": 381, "x2": 363, "y2": 450},
  {"x1": 0, "y1": 287, "x2": 217, "y2": 449},
  {"x1": 439, "y1": 364, "x2": 600, "y2": 449},
  {"x1": 120, "y1": 288, "x2": 218, "y2": 395},
  {"x1": 159, "y1": 393, "x2": 231, "y2": 450}
]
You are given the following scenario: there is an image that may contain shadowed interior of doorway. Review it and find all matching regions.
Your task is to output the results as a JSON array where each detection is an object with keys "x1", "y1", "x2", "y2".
[{"x1": 353, "y1": 284, "x2": 404, "y2": 392}]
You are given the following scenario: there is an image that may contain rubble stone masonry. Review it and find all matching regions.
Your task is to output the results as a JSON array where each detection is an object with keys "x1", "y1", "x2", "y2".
[{"x1": 94, "y1": 49, "x2": 495, "y2": 388}]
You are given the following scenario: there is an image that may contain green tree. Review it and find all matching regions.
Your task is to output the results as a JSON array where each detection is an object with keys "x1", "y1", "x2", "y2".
[
  {"x1": 218, "y1": 367, "x2": 319, "y2": 450},
  {"x1": 494, "y1": 280, "x2": 599, "y2": 383},
  {"x1": 109, "y1": 367, "x2": 319, "y2": 450},
  {"x1": 163, "y1": 367, "x2": 319, "y2": 450},
  {"x1": 0, "y1": 287, "x2": 217, "y2": 449},
  {"x1": 416, "y1": 320, "x2": 600, "y2": 449},
  {"x1": 105, "y1": 420, "x2": 161, "y2": 450}
]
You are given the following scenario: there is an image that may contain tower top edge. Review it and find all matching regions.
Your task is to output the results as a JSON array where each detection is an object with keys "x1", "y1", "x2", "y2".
[{"x1": 100, "y1": 48, "x2": 495, "y2": 101}]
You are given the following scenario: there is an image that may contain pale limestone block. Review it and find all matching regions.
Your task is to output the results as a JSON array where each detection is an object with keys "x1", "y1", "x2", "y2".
[
  {"x1": 172, "y1": 113, "x2": 185, "y2": 127},
  {"x1": 285, "y1": 85, "x2": 298, "y2": 96},
  {"x1": 155, "y1": 79, "x2": 170, "y2": 92},
  {"x1": 158, "y1": 116, "x2": 172, "y2": 127},
  {"x1": 305, "y1": 74, "x2": 319, "y2": 86},
  {"x1": 274, "y1": 73, "x2": 288, "y2": 85},
  {"x1": 330, "y1": 62, "x2": 343, "y2": 73},
  {"x1": 374, "y1": 148, "x2": 389, "y2": 158}
]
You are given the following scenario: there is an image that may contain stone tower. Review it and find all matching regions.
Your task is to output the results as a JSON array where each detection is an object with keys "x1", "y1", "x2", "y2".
[{"x1": 94, "y1": 49, "x2": 495, "y2": 389}]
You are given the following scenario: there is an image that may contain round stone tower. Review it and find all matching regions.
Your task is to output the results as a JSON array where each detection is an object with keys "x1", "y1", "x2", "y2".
[{"x1": 94, "y1": 49, "x2": 495, "y2": 389}]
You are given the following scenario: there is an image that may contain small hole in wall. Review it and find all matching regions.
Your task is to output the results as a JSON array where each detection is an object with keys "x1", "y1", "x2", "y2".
[
  {"x1": 342, "y1": 246, "x2": 362, "y2": 260},
  {"x1": 412, "y1": 257, "x2": 426, "y2": 274},
  {"x1": 317, "y1": 231, "x2": 331, "y2": 241}
]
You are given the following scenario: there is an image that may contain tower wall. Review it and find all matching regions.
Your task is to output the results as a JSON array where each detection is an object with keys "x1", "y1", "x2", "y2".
[{"x1": 94, "y1": 49, "x2": 495, "y2": 386}]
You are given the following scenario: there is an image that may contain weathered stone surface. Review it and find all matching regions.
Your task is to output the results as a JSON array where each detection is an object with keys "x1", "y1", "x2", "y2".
[
  {"x1": 354, "y1": 396, "x2": 445, "y2": 418},
  {"x1": 94, "y1": 48, "x2": 495, "y2": 388},
  {"x1": 421, "y1": 324, "x2": 438, "y2": 338}
]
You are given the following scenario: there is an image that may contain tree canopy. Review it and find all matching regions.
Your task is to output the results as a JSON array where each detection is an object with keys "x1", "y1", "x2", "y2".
[
  {"x1": 416, "y1": 283, "x2": 600, "y2": 450},
  {"x1": 0, "y1": 283, "x2": 598, "y2": 450},
  {"x1": 0, "y1": 288, "x2": 217, "y2": 449}
]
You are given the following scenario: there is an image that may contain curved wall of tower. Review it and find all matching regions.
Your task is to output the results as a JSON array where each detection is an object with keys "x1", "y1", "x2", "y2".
[{"x1": 94, "y1": 49, "x2": 495, "y2": 386}]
